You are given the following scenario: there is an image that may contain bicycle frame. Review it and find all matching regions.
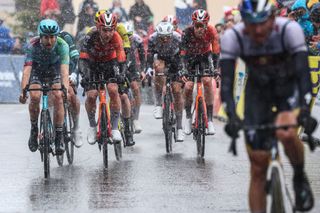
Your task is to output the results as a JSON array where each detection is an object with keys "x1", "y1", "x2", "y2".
[
  {"x1": 96, "y1": 83, "x2": 112, "y2": 141},
  {"x1": 194, "y1": 78, "x2": 208, "y2": 130}
]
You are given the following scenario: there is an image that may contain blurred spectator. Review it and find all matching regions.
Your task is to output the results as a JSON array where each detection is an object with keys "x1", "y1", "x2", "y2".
[
  {"x1": 215, "y1": 23, "x2": 224, "y2": 36},
  {"x1": 129, "y1": 0, "x2": 154, "y2": 33},
  {"x1": 79, "y1": 0, "x2": 98, "y2": 14},
  {"x1": 193, "y1": 0, "x2": 207, "y2": 10},
  {"x1": 58, "y1": 0, "x2": 76, "y2": 29},
  {"x1": 11, "y1": 37, "x2": 24, "y2": 55},
  {"x1": 40, "y1": 0, "x2": 61, "y2": 19},
  {"x1": 77, "y1": 2, "x2": 96, "y2": 35},
  {"x1": 175, "y1": 0, "x2": 193, "y2": 29},
  {"x1": 0, "y1": 20, "x2": 16, "y2": 54},
  {"x1": 110, "y1": 0, "x2": 129, "y2": 23}
]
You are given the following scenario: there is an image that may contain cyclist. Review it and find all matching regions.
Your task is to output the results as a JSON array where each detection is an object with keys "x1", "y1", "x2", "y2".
[
  {"x1": 79, "y1": 11, "x2": 126, "y2": 144},
  {"x1": 146, "y1": 21, "x2": 185, "y2": 142},
  {"x1": 124, "y1": 22, "x2": 145, "y2": 134},
  {"x1": 181, "y1": 9, "x2": 220, "y2": 135},
  {"x1": 220, "y1": 0, "x2": 317, "y2": 212},
  {"x1": 162, "y1": 15, "x2": 182, "y2": 34},
  {"x1": 93, "y1": 10, "x2": 135, "y2": 146},
  {"x1": 19, "y1": 19, "x2": 69, "y2": 155},
  {"x1": 58, "y1": 30, "x2": 83, "y2": 147}
]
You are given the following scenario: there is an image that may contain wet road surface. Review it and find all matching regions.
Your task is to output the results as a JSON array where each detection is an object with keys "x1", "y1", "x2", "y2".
[{"x1": 0, "y1": 104, "x2": 320, "y2": 212}]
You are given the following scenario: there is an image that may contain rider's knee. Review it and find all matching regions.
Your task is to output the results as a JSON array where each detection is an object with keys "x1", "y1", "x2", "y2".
[
  {"x1": 107, "y1": 85, "x2": 119, "y2": 99},
  {"x1": 30, "y1": 93, "x2": 41, "y2": 104},
  {"x1": 276, "y1": 129, "x2": 297, "y2": 145},
  {"x1": 202, "y1": 77, "x2": 212, "y2": 86}
]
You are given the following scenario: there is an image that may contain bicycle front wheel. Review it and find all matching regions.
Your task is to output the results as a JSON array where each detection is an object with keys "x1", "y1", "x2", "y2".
[
  {"x1": 65, "y1": 107, "x2": 74, "y2": 165},
  {"x1": 163, "y1": 93, "x2": 173, "y2": 154},
  {"x1": 196, "y1": 98, "x2": 205, "y2": 158},
  {"x1": 41, "y1": 110, "x2": 52, "y2": 178},
  {"x1": 101, "y1": 104, "x2": 108, "y2": 168},
  {"x1": 267, "y1": 167, "x2": 285, "y2": 213}
]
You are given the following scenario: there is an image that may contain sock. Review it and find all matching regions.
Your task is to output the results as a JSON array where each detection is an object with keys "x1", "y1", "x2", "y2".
[
  {"x1": 111, "y1": 111, "x2": 120, "y2": 130},
  {"x1": 293, "y1": 164, "x2": 304, "y2": 181},
  {"x1": 155, "y1": 90, "x2": 162, "y2": 106},
  {"x1": 176, "y1": 111, "x2": 183, "y2": 130},
  {"x1": 185, "y1": 105, "x2": 192, "y2": 119},
  {"x1": 87, "y1": 111, "x2": 96, "y2": 127},
  {"x1": 31, "y1": 120, "x2": 38, "y2": 129},
  {"x1": 133, "y1": 105, "x2": 140, "y2": 120},
  {"x1": 206, "y1": 104, "x2": 213, "y2": 121}
]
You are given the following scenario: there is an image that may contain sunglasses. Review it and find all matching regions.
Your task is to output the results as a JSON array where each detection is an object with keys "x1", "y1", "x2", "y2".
[
  {"x1": 194, "y1": 23, "x2": 207, "y2": 29},
  {"x1": 99, "y1": 27, "x2": 114, "y2": 32}
]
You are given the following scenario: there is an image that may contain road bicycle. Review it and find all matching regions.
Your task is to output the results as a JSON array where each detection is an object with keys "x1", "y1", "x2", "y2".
[
  {"x1": 156, "y1": 71, "x2": 177, "y2": 154},
  {"x1": 229, "y1": 124, "x2": 316, "y2": 213},
  {"x1": 24, "y1": 83, "x2": 65, "y2": 178},
  {"x1": 56, "y1": 88, "x2": 75, "y2": 166},
  {"x1": 88, "y1": 74, "x2": 122, "y2": 168},
  {"x1": 188, "y1": 65, "x2": 218, "y2": 158}
]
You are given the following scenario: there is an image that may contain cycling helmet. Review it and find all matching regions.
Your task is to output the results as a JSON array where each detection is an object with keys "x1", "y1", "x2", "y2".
[
  {"x1": 38, "y1": 19, "x2": 60, "y2": 36},
  {"x1": 156, "y1": 22, "x2": 174, "y2": 36},
  {"x1": 94, "y1": 9, "x2": 107, "y2": 23},
  {"x1": 124, "y1": 22, "x2": 134, "y2": 35},
  {"x1": 163, "y1": 15, "x2": 178, "y2": 26},
  {"x1": 310, "y1": 3, "x2": 320, "y2": 22},
  {"x1": 95, "y1": 10, "x2": 117, "y2": 29},
  {"x1": 192, "y1": 9, "x2": 210, "y2": 25},
  {"x1": 240, "y1": 0, "x2": 274, "y2": 23}
]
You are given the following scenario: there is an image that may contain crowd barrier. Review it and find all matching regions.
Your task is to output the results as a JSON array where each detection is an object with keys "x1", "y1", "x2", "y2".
[{"x1": 0, "y1": 55, "x2": 24, "y2": 103}]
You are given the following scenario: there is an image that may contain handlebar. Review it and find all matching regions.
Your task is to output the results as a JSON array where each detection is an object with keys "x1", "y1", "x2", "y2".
[{"x1": 229, "y1": 123, "x2": 316, "y2": 156}]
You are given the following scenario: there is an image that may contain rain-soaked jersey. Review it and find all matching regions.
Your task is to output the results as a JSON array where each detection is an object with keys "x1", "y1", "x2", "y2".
[
  {"x1": 24, "y1": 36, "x2": 69, "y2": 67},
  {"x1": 79, "y1": 27, "x2": 126, "y2": 63},
  {"x1": 220, "y1": 17, "x2": 307, "y2": 62},
  {"x1": 146, "y1": 31, "x2": 181, "y2": 67},
  {"x1": 181, "y1": 25, "x2": 220, "y2": 56}
]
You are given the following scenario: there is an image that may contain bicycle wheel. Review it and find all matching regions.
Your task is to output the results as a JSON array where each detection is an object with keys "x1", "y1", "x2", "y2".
[
  {"x1": 41, "y1": 110, "x2": 51, "y2": 178},
  {"x1": 114, "y1": 140, "x2": 122, "y2": 161},
  {"x1": 119, "y1": 116, "x2": 127, "y2": 147},
  {"x1": 65, "y1": 107, "x2": 74, "y2": 165},
  {"x1": 163, "y1": 93, "x2": 173, "y2": 154},
  {"x1": 101, "y1": 104, "x2": 108, "y2": 168},
  {"x1": 267, "y1": 167, "x2": 285, "y2": 213},
  {"x1": 196, "y1": 98, "x2": 205, "y2": 158}
]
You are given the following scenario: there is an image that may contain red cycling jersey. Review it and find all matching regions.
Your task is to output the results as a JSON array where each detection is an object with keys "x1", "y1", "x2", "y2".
[
  {"x1": 181, "y1": 24, "x2": 220, "y2": 56},
  {"x1": 79, "y1": 27, "x2": 126, "y2": 63}
]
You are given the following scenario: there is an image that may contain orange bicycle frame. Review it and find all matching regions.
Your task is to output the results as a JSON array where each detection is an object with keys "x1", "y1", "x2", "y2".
[
  {"x1": 96, "y1": 85, "x2": 112, "y2": 139},
  {"x1": 194, "y1": 80, "x2": 208, "y2": 129}
]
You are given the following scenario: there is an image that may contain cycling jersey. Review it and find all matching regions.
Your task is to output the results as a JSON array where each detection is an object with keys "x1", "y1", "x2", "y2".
[
  {"x1": 79, "y1": 27, "x2": 126, "y2": 63},
  {"x1": 146, "y1": 31, "x2": 181, "y2": 70},
  {"x1": 58, "y1": 31, "x2": 79, "y2": 74},
  {"x1": 24, "y1": 36, "x2": 69, "y2": 68},
  {"x1": 116, "y1": 23, "x2": 131, "y2": 49},
  {"x1": 127, "y1": 33, "x2": 145, "y2": 81},
  {"x1": 181, "y1": 25, "x2": 220, "y2": 56}
]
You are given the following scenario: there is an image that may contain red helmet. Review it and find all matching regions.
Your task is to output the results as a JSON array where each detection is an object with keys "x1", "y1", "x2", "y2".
[
  {"x1": 95, "y1": 11, "x2": 117, "y2": 29},
  {"x1": 163, "y1": 15, "x2": 178, "y2": 26},
  {"x1": 192, "y1": 9, "x2": 210, "y2": 25}
]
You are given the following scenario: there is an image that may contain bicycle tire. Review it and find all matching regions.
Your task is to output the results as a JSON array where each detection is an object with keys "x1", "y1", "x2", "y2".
[
  {"x1": 268, "y1": 167, "x2": 285, "y2": 213},
  {"x1": 101, "y1": 104, "x2": 108, "y2": 168},
  {"x1": 163, "y1": 93, "x2": 173, "y2": 154},
  {"x1": 42, "y1": 110, "x2": 51, "y2": 178},
  {"x1": 114, "y1": 140, "x2": 122, "y2": 160},
  {"x1": 196, "y1": 98, "x2": 205, "y2": 158},
  {"x1": 65, "y1": 106, "x2": 74, "y2": 165},
  {"x1": 119, "y1": 117, "x2": 127, "y2": 147}
]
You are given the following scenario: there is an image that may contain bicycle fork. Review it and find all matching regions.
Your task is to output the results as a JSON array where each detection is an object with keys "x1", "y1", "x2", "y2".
[
  {"x1": 194, "y1": 82, "x2": 208, "y2": 130},
  {"x1": 96, "y1": 89, "x2": 112, "y2": 145}
]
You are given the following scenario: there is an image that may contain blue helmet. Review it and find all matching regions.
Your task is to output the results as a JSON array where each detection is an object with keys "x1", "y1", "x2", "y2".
[
  {"x1": 240, "y1": 0, "x2": 274, "y2": 23},
  {"x1": 37, "y1": 19, "x2": 60, "y2": 36}
]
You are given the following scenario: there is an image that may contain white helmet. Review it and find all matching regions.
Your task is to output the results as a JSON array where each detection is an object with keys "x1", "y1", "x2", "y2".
[
  {"x1": 124, "y1": 22, "x2": 134, "y2": 35},
  {"x1": 156, "y1": 21, "x2": 174, "y2": 36}
]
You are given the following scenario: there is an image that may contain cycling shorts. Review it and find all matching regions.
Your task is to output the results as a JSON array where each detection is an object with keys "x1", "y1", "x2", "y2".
[
  {"x1": 243, "y1": 80, "x2": 298, "y2": 150},
  {"x1": 29, "y1": 63, "x2": 61, "y2": 85},
  {"x1": 86, "y1": 60, "x2": 118, "y2": 91}
]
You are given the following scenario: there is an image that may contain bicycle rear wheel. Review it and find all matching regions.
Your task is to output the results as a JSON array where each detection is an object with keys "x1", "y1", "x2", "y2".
[
  {"x1": 196, "y1": 98, "x2": 205, "y2": 158},
  {"x1": 267, "y1": 167, "x2": 285, "y2": 213},
  {"x1": 101, "y1": 104, "x2": 108, "y2": 168},
  {"x1": 163, "y1": 93, "x2": 173, "y2": 154},
  {"x1": 41, "y1": 111, "x2": 52, "y2": 178},
  {"x1": 64, "y1": 108, "x2": 74, "y2": 165}
]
